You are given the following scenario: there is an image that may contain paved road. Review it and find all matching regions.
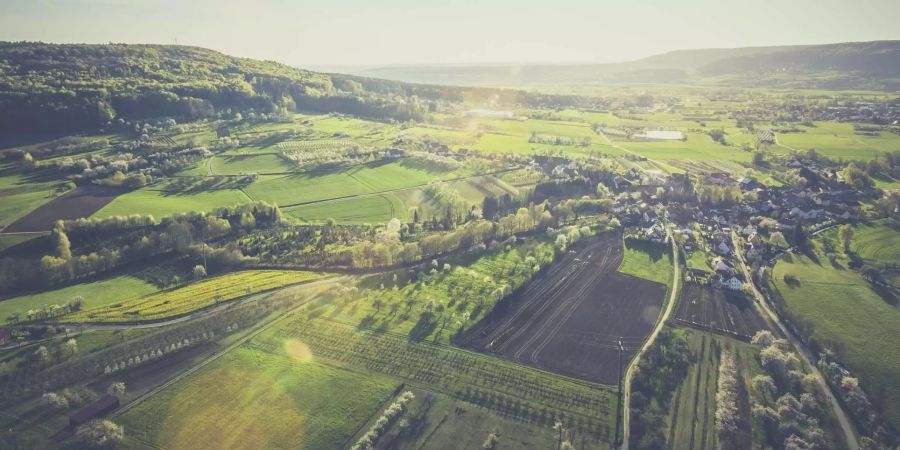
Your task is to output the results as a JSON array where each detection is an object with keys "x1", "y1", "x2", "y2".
[
  {"x1": 621, "y1": 227, "x2": 680, "y2": 449},
  {"x1": 731, "y1": 232, "x2": 858, "y2": 450}
]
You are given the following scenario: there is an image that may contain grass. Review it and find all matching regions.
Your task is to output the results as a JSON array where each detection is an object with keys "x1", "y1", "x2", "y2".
[
  {"x1": 210, "y1": 152, "x2": 293, "y2": 174},
  {"x1": 777, "y1": 122, "x2": 900, "y2": 160},
  {"x1": 0, "y1": 189, "x2": 55, "y2": 229},
  {"x1": 286, "y1": 194, "x2": 406, "y2": 224},
  {"x1": 0, "y1": 274, "x2": 158, "y2": 322},
  {"x1": 120, "y1": 345, "x2": 399, "y2": 450},
  {"x1": 0, "y1": 232, "x2": 45, "y2": 252},
  {"x1": 613, "y1": 132, "x2": 753, "y2": 163},
  {"x1": 771, "y1": 250, "x2": 900, "y2": 429},
  {"x1": 315, "y1": 237, "x2": 558, "y2": 345},
  {"x1": 253, "y1": 317, "x2": 617, "y2": 443},
  {"x1": 355, "y1": 388, "x2": 563, "y2": 449},
  {"x1": 665, "y1": 327, "x2": 766, "y2": 450},
  {"x1": 619, "y1": 239, "x2": 673, "y2": 286},
  {"x1": 67, "y1": 270, "x2": 327, "y2": 322},
  {"x1": 848, "y1": 220, "x2": 900, "y2": 264},
  {"x1": 95, "y1": 187, "x2": 251, "y2": 218}
]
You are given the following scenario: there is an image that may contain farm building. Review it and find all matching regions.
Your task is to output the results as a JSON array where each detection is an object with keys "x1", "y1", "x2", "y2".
[{"x1": 69, "y1": 395, "x2": 119, "y2": 427}]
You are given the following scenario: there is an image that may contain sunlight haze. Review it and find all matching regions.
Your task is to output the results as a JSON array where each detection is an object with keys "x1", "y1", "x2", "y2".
[{"x1": 2, "y1": 0, "x2": 899, "y2": 67}]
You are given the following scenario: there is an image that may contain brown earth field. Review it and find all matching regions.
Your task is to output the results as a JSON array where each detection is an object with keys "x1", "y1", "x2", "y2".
[
  {"x1": 2, "y1": 185, "x2": 127, "y2": 232},
  {"x1": 461, "y1": 232, "x2": 666, "y2": 385},
  {"x1": 674, "y1": 282, "x2": 771, "y2": 340}
]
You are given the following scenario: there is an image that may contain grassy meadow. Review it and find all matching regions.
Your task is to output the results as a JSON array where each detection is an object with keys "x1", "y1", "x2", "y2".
[
  {"x1": 771, "y1": 249, "x2": 900, "y2": 428},
  {"x1": 120, "y1": 345, "x2": 399, "y2": 450}
]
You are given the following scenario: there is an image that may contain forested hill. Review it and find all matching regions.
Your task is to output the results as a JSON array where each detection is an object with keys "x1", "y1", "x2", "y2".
[
  {"x1": 0, "y1": 42, "x2": 602, "y2": 133},
  {"x1": 351, "y1": 40, "x2": 900, "y2": 89}
]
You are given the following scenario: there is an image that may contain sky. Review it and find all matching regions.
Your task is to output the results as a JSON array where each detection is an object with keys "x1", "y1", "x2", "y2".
[{"x1": 1, "y1": 0, "x2": 899, "y2": 68}]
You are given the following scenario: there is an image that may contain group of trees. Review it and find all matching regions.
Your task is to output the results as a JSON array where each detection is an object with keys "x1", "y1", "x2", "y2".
[
  {"x1": 748, "y1": 331, "x2": 832, "y2": 449},
  {"x1": 0, "y1": 202, "x2": 282, "y2": 295},
  {"x1": 351, "y1": 390, "x2": 416, "y2": 450},
  {"x1": 629, "y1": 330, "x2": 691, "y2": 449}
]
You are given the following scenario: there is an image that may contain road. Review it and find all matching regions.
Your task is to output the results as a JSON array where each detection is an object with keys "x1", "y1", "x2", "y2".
[
  {"x1": 620, "y1": 227, "x2": 680, "y2": 449},
  {"x1": 731, "y1": 232, "x2": 859, "y2": 450}
]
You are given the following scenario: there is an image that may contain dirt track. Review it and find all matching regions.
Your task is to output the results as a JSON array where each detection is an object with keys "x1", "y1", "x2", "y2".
[
  {"x1": 462, "y1": 232, "x2": 666, "y2": 384},
  {"x1": 2, "y1": 185, "x2": 126, "y2": 232}
]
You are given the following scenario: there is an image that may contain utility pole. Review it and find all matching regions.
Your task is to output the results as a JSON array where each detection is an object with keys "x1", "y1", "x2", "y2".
[{"x1": 614, "y1": 336, "x2": 625, "y2": 447}]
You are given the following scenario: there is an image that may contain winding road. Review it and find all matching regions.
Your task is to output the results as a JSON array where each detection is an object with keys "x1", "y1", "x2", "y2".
[
  {"x1": 731, "y1": 232, "x2": 858, "y2": 450},
  {"x1": 621, "y1": 226, "x2": 680, "y2": 449}
]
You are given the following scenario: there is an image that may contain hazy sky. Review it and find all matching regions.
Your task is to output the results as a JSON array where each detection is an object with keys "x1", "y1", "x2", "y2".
[{"x1": 2, "y1": 0, "x2": 899, "y2": 68}]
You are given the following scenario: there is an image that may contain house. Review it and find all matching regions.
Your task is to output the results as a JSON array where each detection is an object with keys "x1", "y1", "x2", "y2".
[
  {"x1": 386, "y1": 148, "x2": 405, "y2": 158},
  {"x1": 716, "y1": 241, "x2": 731, "y2": 255},
  {"x1": 722, "y1": 277, "x2": 744, "y2": 291},
  {"x1": 69, "y1": 395, "x2": 119, "y2": 427}
]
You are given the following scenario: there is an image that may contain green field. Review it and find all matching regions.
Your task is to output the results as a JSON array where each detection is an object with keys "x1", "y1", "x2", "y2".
[
  {"x1": 210, "y1": 152, "x2": 293, "y2": 174},
  {"x1": 95, "y1": 187, "x2": 251, "y2": 218},
  {"x1": 0, "y1": 273, "x2": 158, "y2": 322},
  {"x1": 286, "y1": 194, "x2": 406, "y2": 224},
  {"x1": 847, "y1": 220, "x2": 900, "y2": 263},
  {"x1": 665, "y1": 328, "x2": 766, "y2": 450},
  {"x1": 771, "y1": 251, "x2": 900, "y2": 428},
  {"x1": 68, "y1": 270, "x2": 327, "y2": 322},
  {"x1": 619, "y1": 239, "x2": 673, "y2": 286},
  {"x1": 252, "y1": 316, "x2": 617, "y2": 444},
  {"x1": 315, "y1": 237, "x2": 557, "y2": 344},
  {"x1": 777, "y1": 122, "x2": 900, "y2": 160},
  {"x1": 120, "y1": 346, "x2": 399, "y2": 450},
  {"x1": 0, "y1": 189, "x2": 55, "y2": 229}
]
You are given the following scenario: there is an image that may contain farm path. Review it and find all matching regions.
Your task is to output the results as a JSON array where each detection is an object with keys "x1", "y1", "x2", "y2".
[
  {"x1": 621, "y1": 226, "x2": 679, "y2": 450},
  {"x1": 110, "y1": 276, "x2": 347, "y2": 418},
  {"x1": 731, "y1": 232, "x2": 859, "y2": 450}
]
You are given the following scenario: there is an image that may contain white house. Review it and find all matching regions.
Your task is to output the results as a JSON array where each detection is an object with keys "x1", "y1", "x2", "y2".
[{"x1": 723, "y1": 277, "x2": 744, "y2": 291}]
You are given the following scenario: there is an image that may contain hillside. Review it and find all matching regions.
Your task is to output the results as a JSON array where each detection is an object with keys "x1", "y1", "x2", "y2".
[
  {"x1": 0, "y1": 43, "x2": 615, "y2": 135},
  {"x1": 350, "y1": 40, "x2": 900, "y2": 89}
]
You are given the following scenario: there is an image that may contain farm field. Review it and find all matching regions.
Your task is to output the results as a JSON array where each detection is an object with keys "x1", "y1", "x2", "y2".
[
  {"x1": 771, "y1": 251, "x2": 900, "y2": 428},
  {"x1": 310, "y1": 236, "x2": 558, "y2": 345},
  {"x1": 0, "y1": 189, "x2": 57, "y2": 231},
  {"x1": 674, "y1": 283, "x2": 770, "y2": 340},
  {"x1": 463, "y1": 233, "x2": 666, "y2": 384},
  {"x1": 94, "y1": 186, "x2": 251, "y2": 218},
  {"x1": 4, "y1": 185, "x2": 127, "y2": 232},
  {"x1": 850, "y1": 220, "x2": 900, "y2": 263},
  {"x1": 285, "y1": 193, "x2": 406, "y2": 224},
  {"x1": 0, "y1": 273, "x2": 158, "y2": 322},
  {"x1": 120, "y1": 345, "x2": 399, "y2": 450},
  {"x1": 777, "y1": 121, "x2": 900, "y2": 160},
  {"x1": 68, "y1": 270, "x2": 327, "y2": 322},
  {"x1": 619, "y1": 239, "x2": 673, "y2": 286},
  {"x1": 251, "y1": 316, "x2": 617, "y2": 445},
  {"x1": 351, "y1": 388, "x2": 563, "y2": 449},
  {"x1": 210, "y1": 152, "x2": 293, "y2": 174},
  {"x1": 664, "y1": 327, "x2": 767, "y2": 450},
  {"x1": 612, "y1": 132, "x2": 753, "y2": 163}
]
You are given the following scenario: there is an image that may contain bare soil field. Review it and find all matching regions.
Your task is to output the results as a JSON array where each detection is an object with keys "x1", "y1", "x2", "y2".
[
  {"x1": 674, "y1": 283, "x2": 770, "y2": 340},
  {"x1": 461, "y1": 232, "x2": 666, "y2": 384},
  {"x1": 3, "y1": 185, "x2": 127, "y2": 232}
]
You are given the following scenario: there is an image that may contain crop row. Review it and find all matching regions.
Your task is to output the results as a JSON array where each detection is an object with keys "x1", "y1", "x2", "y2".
[
  {"x1": 252, "y1": 317, "x2": 614, "y2": 439},
  {"x1": 69, "y1": 270, "x2": 326, "y2": 322}
]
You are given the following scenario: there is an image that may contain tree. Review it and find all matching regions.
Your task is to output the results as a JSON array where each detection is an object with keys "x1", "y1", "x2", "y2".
[
  {"x1": 75, "y1": 419, "x2": 124, "y2": 449},
  {"x1": 839, "y1": 224, "x2": 854, "y2": 253},
  {"x1": 752, "y1": 151, "x2": 766, "y2": 166},
  {"x1": 107, "y1": 382, "x2": 126, "y2": 396},
  {"x1": 64, "y1": 338, "x2": 79, "y2": 357},
  {"x1": 372, "y1": 298, "x2": 384, "y2": 313},
  {"x1": 33, "y1": 345, "x2": 50, "y2": 367},
  {"x1": 41, "y1": 392, "x2": 69, "y2": 411},
  {"x1": 769, "y1": 231, "x2": 788, "y2": 249},
  {"x1": 192, "y1": 264, "x2": 207, "y2": 280}
]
